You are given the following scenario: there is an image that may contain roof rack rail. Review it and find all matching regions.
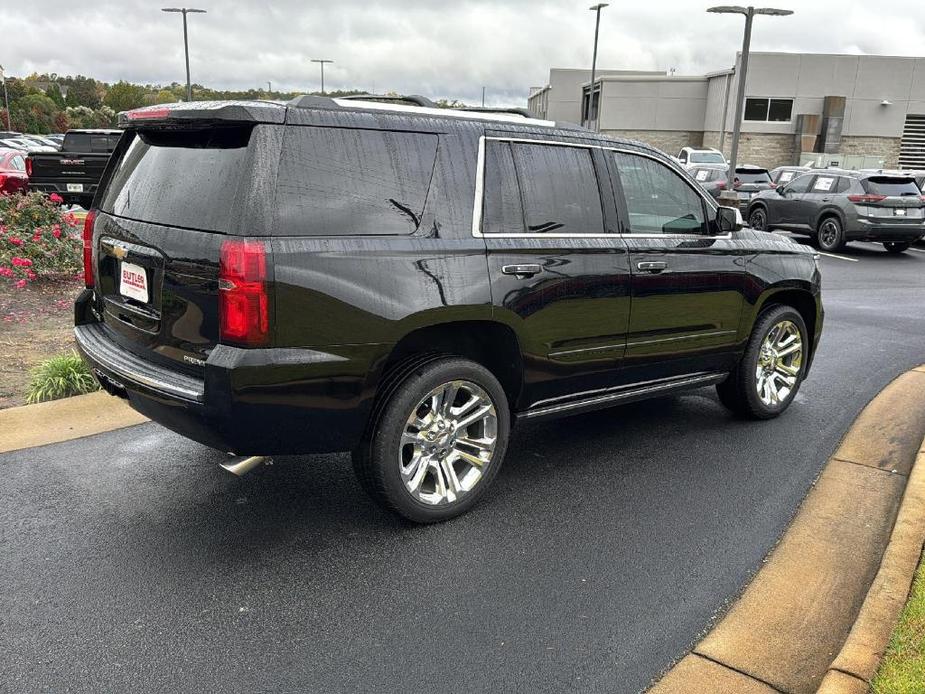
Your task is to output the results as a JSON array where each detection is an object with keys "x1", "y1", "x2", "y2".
[
  {"x1": 454, "y1": 106, "x2": 538, "y2": 119},
  {"x1": 339, "y1": 94, "x2": 437, "y2": 108},
  {"x1": 287, "y1": 94, "x2": 342, "y2": 110}
]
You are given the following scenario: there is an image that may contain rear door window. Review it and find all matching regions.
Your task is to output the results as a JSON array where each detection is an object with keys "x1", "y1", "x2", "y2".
[
  {"x1": 862, "y1": 177, "x2": 921, "y2": 196},
  {"x1": 614, "y1": 151, "x2": 707, "y2": 234},
  {"x1": 777, "y1": 170, "x2": 796, "y2": 184},
  {"x1": 275, "y1": 126, "x2": 438, "y2": 236},
  {"x1": 509, "y1": 142, "x2": 604, "y2": 234},
  {"x1": 100, "y1": 126, "x2": 254, "y2": 232},
  {"x1": 812, "y1": 176, "x2": 836, "y2": 192},
  {"x1": 482, "y1": 141, "x2": 525, "y2": 235}
]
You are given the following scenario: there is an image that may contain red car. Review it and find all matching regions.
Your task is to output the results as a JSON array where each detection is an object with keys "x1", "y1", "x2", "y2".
[{"x1": 0, "y1": 148, "x2": 29, "y2": 195}]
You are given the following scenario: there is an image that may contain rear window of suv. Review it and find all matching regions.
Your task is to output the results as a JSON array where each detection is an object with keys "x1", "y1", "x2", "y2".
[
  {"x1": 735, "y1": 169, "x2": 771, "y2": 184},
  {"x1": 275, "y1": 126, "x2": 438, "y2": 236},
  {"x1": 100, "y1": 126, "x2": 253, "y2": 233},
  {"x1": 862, "y1": 177, "x2": 921, "y2": 196}
]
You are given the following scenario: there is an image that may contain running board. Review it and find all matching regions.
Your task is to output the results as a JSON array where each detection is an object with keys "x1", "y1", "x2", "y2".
[{"x1": 517, "y1": 372, "x2": 727, "y2": 421}]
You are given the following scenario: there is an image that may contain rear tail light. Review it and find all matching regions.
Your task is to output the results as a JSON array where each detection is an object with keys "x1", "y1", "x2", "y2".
[
  {"x1": 733, "y1": 180, "x2": 741, "y2": 189},
  {"x1": 769, "y1": 182, "x2": 777, "y2": 188},
  {"x1": 25, "y1": 157, "x2": 32, "y2": 177},
  {"x1": 82, "y1": 209, "x2": 97, "y2": 288},
  {"x1": 716, "y1": 180, "x2": 726, "y2": 190},
  {"x1": 847, "y1": 194, "x2": 886, "y2": 203},
  {"x1": 219, "y1": 239, "x2": 269, "y2": 346},
  {"x1": 0, "y1": 174, "x2": 7, "y2": 191}
]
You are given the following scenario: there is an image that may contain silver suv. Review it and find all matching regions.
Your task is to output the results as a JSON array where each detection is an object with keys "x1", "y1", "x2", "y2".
[{"x1": 746, "y1": 170, "x2": 925, "y2": 253}]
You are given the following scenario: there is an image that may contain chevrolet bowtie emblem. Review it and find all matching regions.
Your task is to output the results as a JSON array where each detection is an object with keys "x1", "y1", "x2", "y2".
[{"x1": 112, "y1": 244, "x2": 129, "y2": 261}]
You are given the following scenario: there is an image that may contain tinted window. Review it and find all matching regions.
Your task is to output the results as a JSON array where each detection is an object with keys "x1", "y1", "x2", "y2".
[
  {"x1": 614, "y1": 152, "x2": 707, "y2": 234},
  {"x1": 482, "y1": 141, "x2": 525, "y2": 235},
  {"x1": 276, "y1": 127, "x2": 437, "y2": 236},
  {"x1": 100, "y1": 126, "x2": 252, "y2": 233},
  {"x1": 786, "y1": 174, "x2": 814, "y2": 194},
  {"x1": 862, "y1": 177, "x2": 921, "y2": 196},
  {"x1": 735, "y1": 170, "x2": 771, "y2": 183},
  {"x1": 508, "y1": 142, "x2": 604, "y2": 234},
  {"x1": 690, "y1": 151, "x2": 726, "y2": 164},
  {"x1": 745, "y1": 98, "x2": 793, "y2": 122}
]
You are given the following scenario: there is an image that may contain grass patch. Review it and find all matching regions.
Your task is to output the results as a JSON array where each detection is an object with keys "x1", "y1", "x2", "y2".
[
  {"x1": 26, "y1": 351, "x2": 99, "y2": 404},
  {"x1": 872, "y1": 550, "x2": 925, "y2": 693}
]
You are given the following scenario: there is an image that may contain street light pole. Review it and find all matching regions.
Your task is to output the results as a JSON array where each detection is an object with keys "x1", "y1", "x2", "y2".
[
  {"x1": 588, "y1": 3, "x2": 609, "y2": 130},
  {"x1": 162, "y1": 7, "x2": 207, "y2": 102},
  {"x1": 708, "y1": 6, "x2": 793, "y2": 189},
  {"x1": 0, "y1": 65, "x2": 10, "y2": 130},
  {"x1": 311, "y1": 59, "x2": 334, "y2": 95}
]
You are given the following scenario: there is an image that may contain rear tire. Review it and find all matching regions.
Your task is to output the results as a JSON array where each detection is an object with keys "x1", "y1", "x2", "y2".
[
  {"x1": 716, "y1": 305, "x2": 808, "y2": 420},
  {"x1": 352, "y1": 357, "x2": 510, "y2": 523},
  {"x1": 816, "y1": 216, "x2": 846, "y2": 252},
  {"x1": 884, "y1": 242, "x2": 910, "y2": 254}
]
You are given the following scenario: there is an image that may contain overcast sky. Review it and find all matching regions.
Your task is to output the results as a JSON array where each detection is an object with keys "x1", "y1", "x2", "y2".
[{"x1": 5, "y1": 1, "x2": 925, "y2": 105}]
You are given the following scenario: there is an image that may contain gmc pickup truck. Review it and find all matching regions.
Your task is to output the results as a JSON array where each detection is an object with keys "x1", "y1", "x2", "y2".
[{"x1": 27, "y1": 129, "x2": 122, "y2": 208}]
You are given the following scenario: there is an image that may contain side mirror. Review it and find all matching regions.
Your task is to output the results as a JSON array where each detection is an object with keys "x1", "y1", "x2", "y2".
[{"x1": 716, "y1": 205, "x2": 743, "y2": 232}]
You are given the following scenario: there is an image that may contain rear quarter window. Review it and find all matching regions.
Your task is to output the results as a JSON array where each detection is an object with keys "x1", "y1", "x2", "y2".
[{"x1": 274, "y1": 126, "x2": 438, "y2": 236}]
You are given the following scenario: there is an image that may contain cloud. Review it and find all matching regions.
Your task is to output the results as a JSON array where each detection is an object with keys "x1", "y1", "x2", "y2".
[{"x1": 5, "y1": 0, "x2": 925, "y2": 106}]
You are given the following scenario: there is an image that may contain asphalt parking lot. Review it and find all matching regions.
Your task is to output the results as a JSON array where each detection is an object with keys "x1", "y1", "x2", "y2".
[{"x1": 3, "y1": 238, "x2": 925, "y2": 694}]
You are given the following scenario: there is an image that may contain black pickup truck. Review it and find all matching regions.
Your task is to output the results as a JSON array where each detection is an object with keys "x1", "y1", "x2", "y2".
[{"x1": 27, "y1": 129, "x2": 122, "y2": 208}]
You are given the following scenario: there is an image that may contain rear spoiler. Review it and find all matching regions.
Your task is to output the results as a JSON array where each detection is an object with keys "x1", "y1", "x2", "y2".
[{"x1": 119, "y1": 100, "x2": 287, "y2": 128}]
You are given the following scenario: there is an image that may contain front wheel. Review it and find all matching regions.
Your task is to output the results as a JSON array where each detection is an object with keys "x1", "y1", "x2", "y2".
[
  {"x1": 353, "y1": 357, "x2": 510, "y2": 523},
  {"x1": 717, "y1": 305, "x2": 808, "y2": 419},
  {"x1": 883, "y1": 242, "x2": 910, "y2": 254},
  {"x1": 748, "y1": 206, "x2": 767, "y2": 231},
  {"x1": 817, "y1": 216, "x2": 846, "y2": 252}
]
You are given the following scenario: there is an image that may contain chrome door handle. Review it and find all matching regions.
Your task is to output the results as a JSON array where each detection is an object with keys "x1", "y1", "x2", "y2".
[
  {"x1": 637, "y1": 261, "x2": 668, "y2": 273},
  {"x1": 501, "y1": 264, "x2": 542, "y2": 277}
]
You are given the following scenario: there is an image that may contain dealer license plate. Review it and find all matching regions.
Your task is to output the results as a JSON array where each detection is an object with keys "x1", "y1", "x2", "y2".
[
  {"x1": 66, "y1": 183, "x2": 84, "y2": 192},
  {"x1": 119, "y1": 262, "x2": 149, "y2": 304}
]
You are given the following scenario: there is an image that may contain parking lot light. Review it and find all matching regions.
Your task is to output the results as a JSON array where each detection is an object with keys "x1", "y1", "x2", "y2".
[
  {"x1": 708, "y1": 5, "x2": 794, "y2": 190},
  {"x1": 161, "y1": 7, "x2": 207, "y2": 102},
  {"x1": 311, "y1": 59, "x2": 334, "y2": 95},
  {"x1": 588, "y1": 3, "x2": 609, "y2": 131}
]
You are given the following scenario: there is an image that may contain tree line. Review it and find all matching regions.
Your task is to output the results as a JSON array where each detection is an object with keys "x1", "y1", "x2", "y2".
[{"x1": 2, "y1": 72, "x2": 465, "y2": 134}]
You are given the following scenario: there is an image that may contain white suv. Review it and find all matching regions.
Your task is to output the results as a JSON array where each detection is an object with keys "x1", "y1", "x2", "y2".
[{"x1": 677, "y1": 147, "x2": 727, "y2": 169}]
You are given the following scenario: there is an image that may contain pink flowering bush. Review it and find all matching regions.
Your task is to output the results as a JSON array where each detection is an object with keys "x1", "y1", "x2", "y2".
[{"x1": 0, "y1": 192, "x2": 82, "y2": 287}]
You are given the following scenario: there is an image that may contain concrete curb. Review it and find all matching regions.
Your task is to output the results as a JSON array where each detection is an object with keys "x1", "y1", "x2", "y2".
[
  {"x1": 0, "y1": 391, "x2": 148, "y2": 454},
  {"x1": 649, "y1": 365, "x2": 925, "y2": 694}
]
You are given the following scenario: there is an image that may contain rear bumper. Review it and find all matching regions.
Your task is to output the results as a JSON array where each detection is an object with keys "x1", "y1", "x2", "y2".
[
  {"x1": 74, "y1": 292, "x2": 378, "y2": 455},
  {"x1": 848, "y1": 219, "x2": 925, "y2": 242},
  {"x1": 30, "y1": 182, "x2": 97, "y2": 203}
]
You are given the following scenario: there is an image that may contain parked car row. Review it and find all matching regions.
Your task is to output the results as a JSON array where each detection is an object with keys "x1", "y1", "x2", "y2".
[
  {"x1": 0, "y1": 129, "x2": 122, "y2": 208},
  {"x1": 690, "y1": 164, "x2": 776, "y2": 209},
  {"x1": 0, "y1": 131, "x2": 62, "y2": 152}
]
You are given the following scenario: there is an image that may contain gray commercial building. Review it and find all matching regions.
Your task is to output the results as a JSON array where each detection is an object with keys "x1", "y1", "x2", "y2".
[{"x1": 527, "y1": 53, "x2": 925, "y2": 170}]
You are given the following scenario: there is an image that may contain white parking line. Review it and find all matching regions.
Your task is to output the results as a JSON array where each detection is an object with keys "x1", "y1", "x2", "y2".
[
  {"x1": 908, "y1": 247, "x2": 925, "y2": 253},
  {"x1": 817, "y1": 251, "x2": 859, "y2": 262}
]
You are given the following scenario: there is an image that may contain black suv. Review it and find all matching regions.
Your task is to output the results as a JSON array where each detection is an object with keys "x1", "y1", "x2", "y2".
[{"x1": 74, "y1": 97, "x2": 824, "y2": 522}]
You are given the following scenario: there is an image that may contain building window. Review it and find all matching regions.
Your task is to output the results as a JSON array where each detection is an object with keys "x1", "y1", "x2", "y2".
[
  {"x1": 581, "y1": 86, "x2": 601, "y2": 124},
  {"x1": 744, "y1": 97, "x2": 793, "y2": 122}
]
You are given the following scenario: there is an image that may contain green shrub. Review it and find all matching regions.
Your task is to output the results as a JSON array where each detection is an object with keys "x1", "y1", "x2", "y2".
[
  {"x1": 26, "y1": 351, "x2": 99, "y2": 404},
  {"x1": 0, "y1": 191, "x2": 83, "y2": 287}
]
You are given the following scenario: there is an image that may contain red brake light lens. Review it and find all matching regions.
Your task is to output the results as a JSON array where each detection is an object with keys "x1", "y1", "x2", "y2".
[
  {"x1": 82, "y1": 209, "x2": 97, "y2": 288},
  {"x1": 847, "y1": 194, "x2": 887, "y2": 203},
  {"x1": 125, "y1": 106, "x2": 172, "y2": 120},
  {"x1": 716, "y1": 180, "x2": 726, "y2": 190},
  {"x1": 25, "y1": 157, "x2": 32, "y2": 177},
  {"x1": 219, "y1": 239, "x2": 269, "y2": 346}
]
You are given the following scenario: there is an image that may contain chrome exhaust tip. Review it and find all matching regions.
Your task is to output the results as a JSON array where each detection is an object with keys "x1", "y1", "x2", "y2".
[{"x1": 220, "y1": 455, "x2": 270, "y2": 477}]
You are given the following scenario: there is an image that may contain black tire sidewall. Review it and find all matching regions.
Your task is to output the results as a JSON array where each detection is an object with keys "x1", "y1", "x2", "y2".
[
  {"x1": 366, "y1": 358, "x2": 510, "y2": 523},
  {"x1": 741, "y1": 306, "x2": 808, "y2": 418},
  {"x1": 749, "y1": 207, "x2": 767, "y2": 231},
  {"x1": 817, "y1": 217, "x2": 844, "y2": 252}
]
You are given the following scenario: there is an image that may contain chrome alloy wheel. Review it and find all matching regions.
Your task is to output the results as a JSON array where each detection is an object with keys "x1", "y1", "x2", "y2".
[
  {"x1": 399, "y1": 380, "x2": 498, "y2": 506},
  {"x1": 755, "y1": 320, "x2": 803, "y2": 407}
]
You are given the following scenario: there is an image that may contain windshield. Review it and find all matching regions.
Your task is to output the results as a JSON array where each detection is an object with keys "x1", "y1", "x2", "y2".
[
  {"x1": 690, "y1": 152, "x2": 725, "y2": 164},
  {"x1": 862, "y1": 177, "x2": 921, "y2": 196}
]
